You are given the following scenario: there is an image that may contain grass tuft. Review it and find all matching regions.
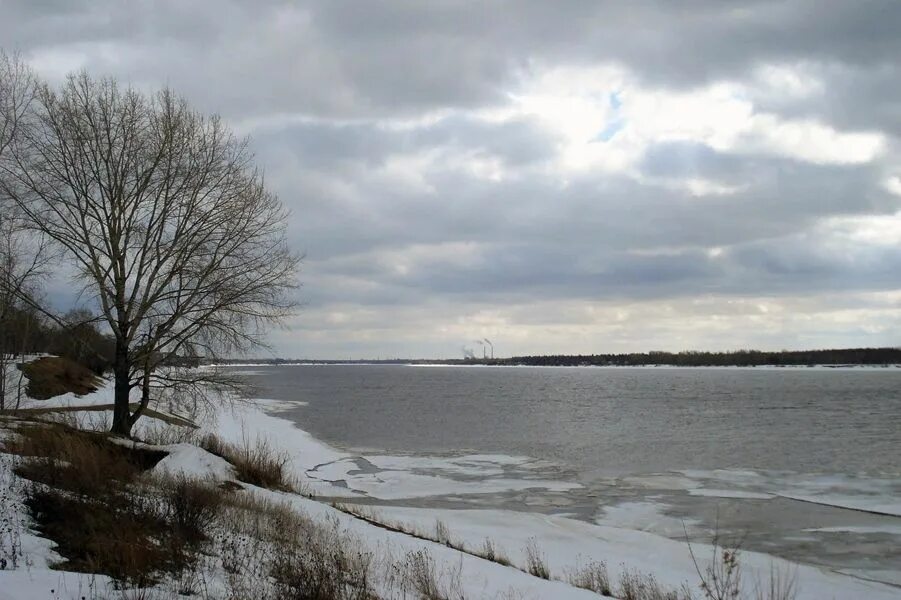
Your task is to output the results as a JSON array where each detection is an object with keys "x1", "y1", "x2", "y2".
[
  {"x1": 567, "y1": 559, "x2": 612, "y2": 596},
  {"x1": 476, "y1": 537, "x2": 511, "y2": 567},
  {"x1": 618, "y1": 568, "x2": 694, "y2": 600},
  {"x1": 7, "y1": 422, "x2": 165, "y2": 495},
  {"x1": 199, "y1": 431, "x2": 291, "y2": 491},
  {"x1": 524, "y1": 537, "x2": 550, "y2": 579}
]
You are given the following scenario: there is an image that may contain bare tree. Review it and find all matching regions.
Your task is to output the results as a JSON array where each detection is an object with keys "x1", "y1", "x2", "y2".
[
  {"x1": 0, "y1": 51, "x2": 35, "y2": 159},
  {"x1": 0, "y1": 51, "x2": 46, "y2": 410},
  {"x1": 0, "y1": 217, "x2": 52, "y2": 410},
  {"x1": 0, "y1": 71, "x2": 300, "y2": 435}
]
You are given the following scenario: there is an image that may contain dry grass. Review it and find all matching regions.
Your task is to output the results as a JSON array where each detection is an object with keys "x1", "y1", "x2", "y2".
[
  {"x1": 753, "y1": 564, "x2": 798, "y2": 600},
  {"x1": 6, "y1": 422, "x2": 166, "y2": 496},
  {"x1": 524, "y1": 537, "x2": 550, "y2": 579},
  {"x1": 137, "y1": 421, "x2": 201, "y2": 446},
  {"x1": 397, "y1": 549, "x2": 464, "y2": 600},
  {"x1": 199, "y1": 431, "x2": 292, "y2": 491},
  {"x1": 25, "y1": 485, "x2": 175, "y2": 587},
  {"x1": 216, "y1": 492, "x2": 376, "y2": 600},
  {"x1": 19, "y1": 356, "x2": 101, "y2": 400},
  {"x1": 476, "y1": 538, "x2": 511, "y2": 567},
  {"x1": 158, "y1": 475, "x2": 225, "y2": 545},
  {"x1": 4, "y1": 421, "x2": 224, "y2": 588},
  {"x1": 567, "y1": 560, "x2": 613, "y2": 596},
  {"x1": 434, "y1": 519, "x2": 453, "y2": 546},
  {"x1": 619, "y1": 568, "x2": 694, "y2": 600}
]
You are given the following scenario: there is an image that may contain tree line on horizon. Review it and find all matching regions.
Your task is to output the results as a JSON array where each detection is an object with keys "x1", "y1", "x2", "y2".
[
  {"x1": 498, "y1": 347, "x2": 901, "y2": 367},
  {"x1": 206, "y1": 346, "x2": 901, "y2": 367}
]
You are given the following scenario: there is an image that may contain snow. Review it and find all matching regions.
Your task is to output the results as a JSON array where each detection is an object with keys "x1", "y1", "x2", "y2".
[
  {"x1": 350, "y1": 504, "x2": 901, "y2": 600},
  {"x1": 0, "y1": 453, "x2": 112, "y2": 600},
  {"x1": 806, "y1": 525, "x2": 901, "y2": 535},
  {"x1": 153, "y1": 443, "x2": 235, "y2": 480},
  {"x1": 271, "y1": 491, "x2": 603, "y2": 600},
  {"x1": 306, "y1": 456, "x2": 580, "y2": 500},
  {"x1": 0, "y1": 569, "x2": 111, "y2": 600},
  {"x1": 207, "y1": 400, "x2": 581, "y2": 500},
  {"x1": 3, "y1": 365, "x2": 901, "y2": 599},
  {"x1": 597, "y1": 501, "x2": 703, "y2": 537},
  {"x1": 687, "y1": 488, "x2": 774, "y2": 499},
  {"x1": 776, "y1": 493, "x2": 901, "y2": 517},
  {"x1": 205, "y1": 396, "x2": 901, "y2": 599}
]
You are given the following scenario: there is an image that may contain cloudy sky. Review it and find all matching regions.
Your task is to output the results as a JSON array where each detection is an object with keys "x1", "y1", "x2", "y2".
[{"x1": 4, "y1": 1, "x2": 901, "y2": 358}]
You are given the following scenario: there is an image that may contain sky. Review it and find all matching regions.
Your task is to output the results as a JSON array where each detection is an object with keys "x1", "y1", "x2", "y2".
[{"x1": 3, "y1": 0, "x2": 901, "y2": 359}]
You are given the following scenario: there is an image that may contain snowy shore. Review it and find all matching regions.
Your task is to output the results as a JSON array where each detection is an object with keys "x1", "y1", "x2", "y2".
[{"x1": 2, "y1": 374, "x2": 900, "y2": 599}]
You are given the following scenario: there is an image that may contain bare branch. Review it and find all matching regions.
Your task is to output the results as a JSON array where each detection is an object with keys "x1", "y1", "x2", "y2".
[{"x1": 0, "y1": 68, "x2": 300, "y2": 434}]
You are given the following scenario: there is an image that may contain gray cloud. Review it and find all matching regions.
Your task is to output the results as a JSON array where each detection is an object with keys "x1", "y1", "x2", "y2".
[{"x1": 4, "y1": 0, "x2": 901, "y2": 356}]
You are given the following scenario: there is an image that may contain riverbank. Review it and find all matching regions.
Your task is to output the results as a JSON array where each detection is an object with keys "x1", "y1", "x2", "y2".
[{"x1": 1, "y1": 374, "x2": 899, "y2": 598}]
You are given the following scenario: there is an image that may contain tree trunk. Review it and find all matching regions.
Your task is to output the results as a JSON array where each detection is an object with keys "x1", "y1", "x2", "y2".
[
  {"x1": 128, "y1": 365, "x2": 151, "y2": 429},
  {"x1": 110, "y1": 341, "x2": 132, "y2": 436}
]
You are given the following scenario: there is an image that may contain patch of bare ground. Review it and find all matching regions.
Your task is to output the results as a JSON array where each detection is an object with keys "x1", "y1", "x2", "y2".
[{"x1": 18, "y1": 356, "x2": 102, "y2": 400}]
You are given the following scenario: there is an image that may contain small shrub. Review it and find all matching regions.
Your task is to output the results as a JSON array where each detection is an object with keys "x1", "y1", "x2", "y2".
[
  {"x1": 270, "y1": 541, "x2": 373, "y2": 600},
  {"x1": 217, "y1": 493, "x2": 375, "y2": 600},
  {"x1": 161, "y1": 475, "x2": 223, "y2": 545},
  {"x1": 753, "y1": 564, "x2": 798, "y2": 600},
  {"x1": 200, "y1": 432, "x2": 291, "y2": 490},
  {"x1": 399, "y1": 549, "x2": 463, "y2": 600},
  {"x1": 24, "y1": 486, "x2": 172, "y2": 586},
  {"x1": 435, "y1": 519, "x2": 452, "y2": 546},
  {"x1": 568, "y1": 560, "x2": 612, "y2": 596},
  {"x1": 619, "y1": 568, "x2": 693, "y2": 600},
  {"x1": 138, "y1": 422, "x2": 200, "y2": 446},
  {"x1": 478, "y1": 538, "x2": 511, "y2": 567},
  {"x1": 9, "y1": 423, "x2": 165, "y2": 496},
  {"x1": 687, "y1": 529, "x2": 743, "y2": 600},
  {"x1": 524, "y1": 537, "x2": 550, "y2": 579}
]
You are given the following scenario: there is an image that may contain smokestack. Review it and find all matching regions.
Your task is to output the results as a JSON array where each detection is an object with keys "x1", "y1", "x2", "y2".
[
  {"x1": 484, "y1": 338, "x2": 494, "y2": 359},
  {"x1": 475, "y1": 339, "x2": 486, "y2": 359}
]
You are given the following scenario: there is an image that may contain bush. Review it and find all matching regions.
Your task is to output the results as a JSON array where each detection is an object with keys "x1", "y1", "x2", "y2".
[
  {"x1": 7, "y1": 422, "x2": 192, "y2": 588},
  {"x1": 8, "y1": 423, "x2": 165, "y2": 496},
  {"x1": 161, "y1": 475, "x2": 223, "y2": 545},
  {"x1": 618, "y1": 568, "x2": 693, "y2": 600},
  {"x1": 477, "y1": 538, "x2": 511, "y2": 567},
  {"x1": 200, "y1": 432, "x2": 291, "y2": 490},
  {"x1": 398, "y1": 549, "x2": 463, "y2": 600},
  {"x1": 524, "y1": 537, "x2": 550, "y2": 579},
  {"x1": 24, "y1": 486, "x2": 173, "y2": 586},
  {"x1": 568, "y1": 560, "x2": 612, "y2": 596},
  {"x1": 218, "y1": 493, "x2": 375, "y2": 600}
]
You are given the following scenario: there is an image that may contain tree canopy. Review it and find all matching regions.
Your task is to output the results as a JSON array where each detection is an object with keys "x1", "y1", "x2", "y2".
[{"x1": 0, "y1": 59, "x2": 299, "y2": 435}]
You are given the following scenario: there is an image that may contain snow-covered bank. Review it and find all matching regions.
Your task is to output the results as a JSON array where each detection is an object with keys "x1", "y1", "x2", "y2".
[
  {"x1": 3, "y1": 369, "x2": 900, "y2": 599},
  {"x1": 206, "y1": 397, "x2": 901, "y2": 599},
  {"x1": 0, "y1": 445, "x2": 114, "y2": 600},
  {"x1": 344, "y1": 504, "x2": 900, "y2": 600},
  {"x1": 207, "y1": 397, "x2": 582, "y2": 501}
]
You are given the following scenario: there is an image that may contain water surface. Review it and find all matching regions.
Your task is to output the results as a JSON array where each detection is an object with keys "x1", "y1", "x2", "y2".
[{"x1": 237, "y1": 364, "x2": 901, "y2": 584}]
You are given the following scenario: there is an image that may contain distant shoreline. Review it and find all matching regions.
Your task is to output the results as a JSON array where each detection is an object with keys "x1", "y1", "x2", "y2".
[
  {"x1": 209, "y1": 346, "x2": 901, "y2": 369},
  {"x1": 210, "y1": 362, "x2": 901, "y2": 370}
]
